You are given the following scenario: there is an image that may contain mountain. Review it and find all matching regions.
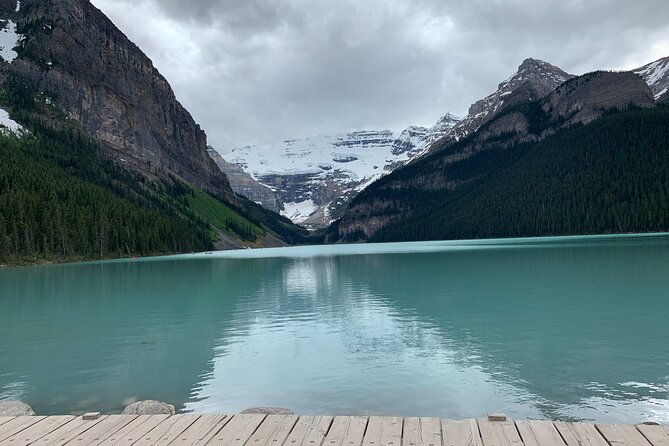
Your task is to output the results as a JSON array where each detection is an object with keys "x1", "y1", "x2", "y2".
[
  {"x1": 429, "y1": 58, "x2": 575, "y2": 150},
  {"x1": 207, "y1": 146, "x2": 282, "y2": 213},
  {"x1": 223, "y1": 118, "x2": 460, "y2": 229},
  {"x1": 0, "y1": 0, "x2": 308, "y2": 264},
  {"x1": 634, "y1": 56, "x2": 669, "y2": 103},
  {"x1": 222, "y1": 58, "x2": 573, "y2": 230},
  {"x1": 327, "y1": 68, "x2": 661, "y2": 242},
  {"x1": 1, "y1": 0, "x2": 236, "y2": 202}
]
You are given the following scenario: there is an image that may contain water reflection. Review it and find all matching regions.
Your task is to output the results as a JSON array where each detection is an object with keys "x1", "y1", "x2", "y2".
[{"x1": 1, "y1": 235, "x2": 668, "y2": 422}]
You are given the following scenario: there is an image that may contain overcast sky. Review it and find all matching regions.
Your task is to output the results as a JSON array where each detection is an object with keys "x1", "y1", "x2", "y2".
[{"x1": 91, "y1": 0, "x2": 669, "y2": 152}]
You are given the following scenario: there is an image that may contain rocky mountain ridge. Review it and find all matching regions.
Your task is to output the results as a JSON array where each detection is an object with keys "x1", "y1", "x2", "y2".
[{"x1": 434, "y1": 58, "x2": 575, "y2": 147}]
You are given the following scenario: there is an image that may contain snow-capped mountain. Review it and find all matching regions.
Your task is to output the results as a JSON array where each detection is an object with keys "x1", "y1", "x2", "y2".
[
  {"x1": 634, "y1": 56, "x2": 669, "y2": 102},
  {"x1": 220, "y1": 59, "x2": 576, "y2": 228},
  {"x1": 222, "y1": 118, "x2": 459, "y2": 229},
  {"x1": 220, "y1": 56, "x2": 669, "y2": 229}
]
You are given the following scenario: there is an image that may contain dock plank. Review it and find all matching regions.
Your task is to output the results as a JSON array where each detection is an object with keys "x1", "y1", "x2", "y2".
[
  {"x1": 98, "y1": 414, "x2": 170, "y2": 446},
  {"x1": 2, "y1": 415, "x2": 75, "y2": 445},
  {"x1": 554, "y1": 422, "x2": 608, "y2": 446},
  {"x1": 403, "y1": 417, "x2": 441, "y2": 446},
  {"x1": 284, "y1": 416, "x2": 333, "y2": 446},
  {"x1": 515, "y1": 420, "x2": 564, "y2": 446},
  {"x1": 636, "y1": 425, "x2": 669, "y2": 446},
  {"x1": 246, "y1": 414, "x2": 299, "y2": 446},
  {"x1": 362, "y1": 416, "x2": 403, "y2": 446},
  {"x1": 0, "y1": 414, "x2": 664, "y2": 446},
  {"x1": 443, "y1": 419, "x2": 481, "y2": 446},
  {"x1": 0, "y1": 416, "x2": 47, "y2": 442},
  {"x1": 204, "y1": 413, "x2": 266, "y2": 445},
  {"x1": 477, "y1": 418, "x2": 522, "y2": 446},
  {"x1": 37, "y1": 415, "x2": 109, "y2": 446},
  {"x1": 134, "y1": 414, "x2": 201, "y2": 446},
  {"x1": 597, "y1": 424, "x2": 653, "y2": 446},
  {"x1": 64, "y1": 415, "x2": 138, "y2": 446},
  {"x1": 166, "y1": 414, "x2": 230, "y2": 446},
  {"x1": 322, "y1": 416, "x2": 368, "y2": 446},
  {"x1": 84, "y1": 415, "x2": 153, "y2": 446}
]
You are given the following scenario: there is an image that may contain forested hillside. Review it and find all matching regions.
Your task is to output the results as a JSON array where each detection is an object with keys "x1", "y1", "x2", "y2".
[
  {"x1": 329, "y1": 105, "x2": 669, "y2": 242},
  {"x1": 0, "y1": 79, "x2": 309, "y2": 265}
]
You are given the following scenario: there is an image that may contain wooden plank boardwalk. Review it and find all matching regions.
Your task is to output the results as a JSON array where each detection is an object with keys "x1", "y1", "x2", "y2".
[{"x1": 0, "y1": 414, "x2": 665, "y2": 446}]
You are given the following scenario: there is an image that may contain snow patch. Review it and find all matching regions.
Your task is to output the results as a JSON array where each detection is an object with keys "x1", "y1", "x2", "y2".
[
  {"x1": 0, "y1": 107, "x2": 23, "y2": 133},
  {"x1": 656, "y1": 87, "x2": 668, "y2": 100},
  {"x1": 281, "y1": 200, "x2": 317, "y2": 223},
  {"x1": 0, "y1": 19, "x2": 20, "y2": 63},
  {"x1": 15, "y1": 1, "x2": 20, "y2": 12},
  {"x1": 636, "y1": 59, "x2": 669, "y2": 88}
]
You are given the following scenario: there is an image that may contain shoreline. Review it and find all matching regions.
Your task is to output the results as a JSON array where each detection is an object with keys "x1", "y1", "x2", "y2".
[{"x1": 2, "y1": 231, "x2": 668, "y2": 269}]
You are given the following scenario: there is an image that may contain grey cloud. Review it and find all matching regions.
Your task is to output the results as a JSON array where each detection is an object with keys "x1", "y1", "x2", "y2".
[{"x1": 92, "y1": 0, "x2": 669, "y2": 150}]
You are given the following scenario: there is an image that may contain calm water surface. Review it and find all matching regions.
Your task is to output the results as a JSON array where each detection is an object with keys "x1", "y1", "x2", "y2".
[{"x1": 1, "y1": 234, "x2": 668, "y2": 422}]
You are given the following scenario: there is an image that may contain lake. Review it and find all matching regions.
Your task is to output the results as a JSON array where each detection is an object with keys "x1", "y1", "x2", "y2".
[{"x1": 1, "y1": 234, "x2": 668, "y2": 423}]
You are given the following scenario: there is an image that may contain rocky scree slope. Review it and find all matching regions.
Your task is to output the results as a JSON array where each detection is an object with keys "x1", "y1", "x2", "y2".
[
  {"x1": 328, "y1": 69, "x2": 656, "y2": 242},
  {"x1": 207, "y1": 146, "x2": 282, "y2": 213},
  {"x1": 0, "y1": 0, "x2": 235, "y2": 202}
]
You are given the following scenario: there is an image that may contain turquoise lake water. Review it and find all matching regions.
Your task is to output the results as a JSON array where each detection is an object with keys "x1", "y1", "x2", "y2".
[{"x1": 1, "y1": 234, "x2": 668, "y2": 422}]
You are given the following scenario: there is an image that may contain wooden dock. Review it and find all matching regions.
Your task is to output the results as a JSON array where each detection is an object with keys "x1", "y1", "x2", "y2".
[{"x1": 0, "y1": 414, "x2": 666, "y2": 446}]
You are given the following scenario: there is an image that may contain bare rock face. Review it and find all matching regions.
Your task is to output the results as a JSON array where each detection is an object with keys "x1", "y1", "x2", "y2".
[
  {"x1": 543, "y1": 71, "x2": 655, "y2": 126},
  {"x1": 240, "y1": 407, "x2": 294, "y2": 415},
  {"x1": 4, "y1": 0, "x2": 235, "y2": 202},
  {"x1": 207, "y1": 147, "x2": 282, "y2": 212},
  {"x1": 121, "y1": 400, "x2": 175, "y2": 415},
  {"x1": 0, "y1": 400, "x2": 35, "y2": 416}
]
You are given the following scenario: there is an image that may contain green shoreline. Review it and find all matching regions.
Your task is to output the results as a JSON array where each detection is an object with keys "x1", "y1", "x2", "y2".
[{"x1": 3, "y1": 231, "x2": 668, "y2": 269}]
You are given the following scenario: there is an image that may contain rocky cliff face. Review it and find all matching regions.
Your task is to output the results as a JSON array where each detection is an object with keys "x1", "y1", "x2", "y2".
[
  {"x1": 331, "y1": 69, "x2": 656, "y2": 242},
  {"x1": 543, "y1": 71, "x2": 654, "y2": 126},
  {"x1": 207, "y1": 147, "x2": 282, "y2": 212},
  {"x1": 0, "y1": 0, "x2": 235, "y2": 201}
]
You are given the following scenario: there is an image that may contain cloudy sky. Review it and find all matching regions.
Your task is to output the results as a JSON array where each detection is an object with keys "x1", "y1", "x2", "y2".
[{"x1": 91, "y1": 0, "x2": 669, "y2": 152}]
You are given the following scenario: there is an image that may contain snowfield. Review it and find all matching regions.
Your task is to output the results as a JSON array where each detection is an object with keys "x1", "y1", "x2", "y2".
[
  {"x1": 0, "y1": 107, "x2": 23, "y2": 133},
  {"x1": 224, "y1": 117, "x2": 459, "y2": 226},
  {"x1": 0, "y1": 4, "x2": 22, "y2": 64}
]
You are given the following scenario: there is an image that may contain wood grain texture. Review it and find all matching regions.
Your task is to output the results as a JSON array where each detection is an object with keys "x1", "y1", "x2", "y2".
[
  {"x1": 636, "y1": 425, "x2": 669, "y2": 446},
  {"x1": 284, "y1": 415, "x2": 333, "y2": 446},
  {"x1": 403, "y1": 417, "x2": 442, "y2": 446},
  {"x1": 442, "y1": 419, "x2": 482, "y2": 446},
  {"x1": 596, "y1": 424, "x2": 653, "y2": 446},
  {"x1": 322, "y1": 416, "x2": 369, "y2": 446}
]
